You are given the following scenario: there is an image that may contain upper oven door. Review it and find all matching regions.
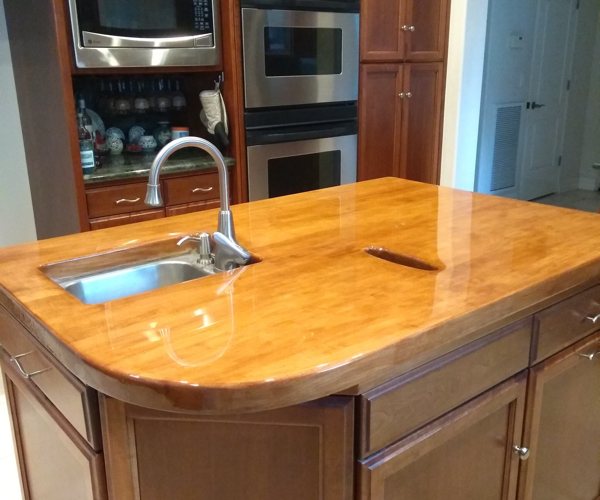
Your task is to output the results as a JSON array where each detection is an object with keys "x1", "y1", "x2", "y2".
[
  {"x1": 70, "y1": 0, "x2": 215, "y2": 48},
  {"x1": 242, "y1": 8, "x2": 359, "y2": 109}
]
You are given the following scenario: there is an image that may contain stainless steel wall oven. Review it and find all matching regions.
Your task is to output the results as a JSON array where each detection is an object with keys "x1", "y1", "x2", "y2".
[{"x1": 241, "y1": 0, "x2": 359, "y2": 201}]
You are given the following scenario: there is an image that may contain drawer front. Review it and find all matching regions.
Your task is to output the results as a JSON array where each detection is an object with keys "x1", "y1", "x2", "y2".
[
  {"x1": 0, "y1": 306, "x2": 101, "y2": 450},
  {"x1": 165, "y1": 200, "x2": 220, "y2": 217},
  {"x1": 89, "y1": 208, "x2": 165, "y2": 230},
  {"x1": 534, "y1": 285, "x2": 600, "y2": 363},
  {"x1": 163, "y1": 173, "x2": 219, "y2": 205},
  {"x1": 86, "y1": 183, "x2": 150, "y2": 218},
  {"x1": 359, "y1": 320, "x2": 532, "y2": 457}
]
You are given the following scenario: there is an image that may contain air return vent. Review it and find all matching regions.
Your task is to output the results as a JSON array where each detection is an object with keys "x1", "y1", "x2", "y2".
[{"x1": 490, "y1": 105, "x2": 522, "y2": 192}]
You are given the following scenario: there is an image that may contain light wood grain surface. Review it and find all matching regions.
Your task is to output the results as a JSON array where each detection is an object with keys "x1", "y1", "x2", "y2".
[{"x1": 0, "y1": 178, "x2": 599, "y2": 413}]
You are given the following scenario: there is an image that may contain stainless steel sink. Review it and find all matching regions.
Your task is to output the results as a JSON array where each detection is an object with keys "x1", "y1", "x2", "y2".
[
  {"x1": 60, "y1": 257, "x2": 217, "y2": 305},
  {"x1": 40, "y1": 237, "x2": 256, "y2": 305}
]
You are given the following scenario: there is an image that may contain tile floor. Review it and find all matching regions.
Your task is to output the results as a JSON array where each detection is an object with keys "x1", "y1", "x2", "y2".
[
  {"x1": 0, "y1": 189, "x2": 597, "y2": 500},
  {"x1": 534, "y1": 189, "x2": 600, "y2": 213}
]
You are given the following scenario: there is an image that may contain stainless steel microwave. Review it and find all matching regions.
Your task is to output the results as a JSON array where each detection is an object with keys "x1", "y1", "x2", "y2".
[{"x1": 67, "y1": 0, "x2": 221, "y2": 68}]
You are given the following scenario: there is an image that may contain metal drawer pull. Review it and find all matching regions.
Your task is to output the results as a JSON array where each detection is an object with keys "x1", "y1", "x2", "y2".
[
  {"x1": 192, "y1": 187, "x2": 214, "y2": 193},
  {"x1": 115, "y1": 197, "x2": 141, "y2": 205},
  {"x1": 513, "y1": 445, "x2": 530, "y2": 460},
  {"x1": 398, "y1": 91, "x2": 412, "y2": 99},
  {"x1": 585, "y1": 313, "x2": 600, "y2": 324},
  {"x1": 402, "y1": 25, "x2": 416, "y2": 32},
  {"x1": 10, "y1": 352, "x2": 51, "y2": 379},
  {"x1": 578, "y1": 351, "x2": 600, "y2": 361}
]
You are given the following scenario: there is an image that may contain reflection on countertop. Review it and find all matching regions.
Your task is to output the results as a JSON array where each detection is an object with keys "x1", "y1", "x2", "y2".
[{"x1": 83, "y1": 149, "x2": 235, "y2": 185}]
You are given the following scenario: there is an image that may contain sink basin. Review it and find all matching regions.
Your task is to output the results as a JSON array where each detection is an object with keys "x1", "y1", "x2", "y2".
[
  {"x1": 61, "y1": 258, "x2": 217, "y2": 305},
  {"x1": 40, "y1": 237, "x2": 251, "y2": 305}
]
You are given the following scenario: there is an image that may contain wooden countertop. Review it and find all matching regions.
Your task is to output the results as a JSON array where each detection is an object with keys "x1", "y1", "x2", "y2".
[{"x1": 1, "y1": 178, "x2": 600, "y2": 414}]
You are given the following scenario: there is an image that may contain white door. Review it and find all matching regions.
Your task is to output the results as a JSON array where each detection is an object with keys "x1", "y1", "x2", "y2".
[{"x1": 518, "y1": 0, "x2": 577, "y2": 200}]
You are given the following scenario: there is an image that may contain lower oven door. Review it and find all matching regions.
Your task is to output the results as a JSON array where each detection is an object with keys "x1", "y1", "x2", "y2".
[{"x1": 247, "y1": 132, "x2": 357, "y2": 201}]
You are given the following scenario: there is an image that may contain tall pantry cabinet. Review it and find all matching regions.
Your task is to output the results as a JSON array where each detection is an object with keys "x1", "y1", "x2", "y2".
[{"x1": 358, "y1": 0, "x2": 450, "y2": 184}]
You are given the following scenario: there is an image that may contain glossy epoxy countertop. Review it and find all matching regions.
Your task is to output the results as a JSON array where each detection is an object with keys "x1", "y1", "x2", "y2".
[{"x1": 1, "y1": 178, "x2": 600, "y2": 413}]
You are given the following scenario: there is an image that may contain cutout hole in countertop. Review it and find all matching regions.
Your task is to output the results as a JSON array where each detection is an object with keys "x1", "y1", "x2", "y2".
[{"x1": 364, "y1": 246, "x2": 442, "y2": 272}]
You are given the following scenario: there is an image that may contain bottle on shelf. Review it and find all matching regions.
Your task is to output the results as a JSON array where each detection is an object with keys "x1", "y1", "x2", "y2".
[
  {"x1": 77, "y1": 111, "x2": 95, "y2": 175},
  {"x1": 77, "y1": 98, "x2": 94, "y2": 138}
]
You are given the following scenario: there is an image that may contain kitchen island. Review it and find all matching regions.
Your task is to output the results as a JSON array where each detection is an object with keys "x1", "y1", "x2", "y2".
[{"x1": 0, "y1": 178, "x2": 599, "y2": 499}]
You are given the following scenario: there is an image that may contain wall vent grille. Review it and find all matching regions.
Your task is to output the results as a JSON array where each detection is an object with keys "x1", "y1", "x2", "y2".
[{"x1": 490, "y1": 105, "x2": 522, "y2": 192}]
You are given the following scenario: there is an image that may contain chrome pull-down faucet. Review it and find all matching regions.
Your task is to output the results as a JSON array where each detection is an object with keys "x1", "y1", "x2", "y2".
[{"x1": 145, "y1": 137, "x2": 250, "y2": 270}]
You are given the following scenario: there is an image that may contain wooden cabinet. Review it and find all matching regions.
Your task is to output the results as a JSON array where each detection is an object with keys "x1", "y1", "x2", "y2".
[
  {"x1": 87, "y1": 170, "x2": 227, "y2": 230},
  {"x1": 0, "y1": 306, "x2": 105, "y2": 500},
  {"x1": 100, "y1": 396, "x2": 354, "y2": 500},
  {"x1": 359, "y1": 374, "x2": 527, "y2": 500},
  {"x1": 518, "y1": 331, "x2": 600, "y2": 500},
  {"x1": 358, "y1": 62, "x2": 444, "y2": 183},
  {"x1": 358, "y1": 0, "x2": 449, "y2": 183},
  {"x1": 361, "y1": 0, "x2": 449, "y2": 62}
]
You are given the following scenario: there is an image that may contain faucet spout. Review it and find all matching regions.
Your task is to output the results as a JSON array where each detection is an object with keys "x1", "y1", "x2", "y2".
[{"x1": 145, "y1": 136, "x2": 235, "y2": 240}]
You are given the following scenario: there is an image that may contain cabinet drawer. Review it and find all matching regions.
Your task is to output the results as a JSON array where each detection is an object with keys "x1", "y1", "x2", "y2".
[
  {"x1": 165, "y1": 199, "x2": 220, "y2": 217},
  {"x1": 89, "y1": 208, "x2": 165, "y2": 230},
  {"x1": 534, "y1": 285, "x2": 600, "y2": 363},
  {"x1": 163, "y1": 172, "x2": 219, "y2": 205},
  {"x1": 86, "y1": 183, "x2": 149, "y2": 218},
  {"x1": 359, "y1": 319, "x2": 532, "y2": 457},
  {"x1": 0, "y1": 305, "x2": 101, "y2": 450}
]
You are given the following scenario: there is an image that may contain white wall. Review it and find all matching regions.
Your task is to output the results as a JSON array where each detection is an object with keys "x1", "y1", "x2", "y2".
[
  {"x1": 577, "y1": 9, "x2": 600, "y2": 189},
  {"x1": 563, "y1": 0, "x2": 600, "y2": 191},
  {"x1": 440, "y1": 0, "x2": 489, "y2": 190},
  {"x1": 475, "y1": 0, "x2": 536, "y2": 197},
  {"x1": 0, "y1": 0, "x2": 36, "y2": 246}
]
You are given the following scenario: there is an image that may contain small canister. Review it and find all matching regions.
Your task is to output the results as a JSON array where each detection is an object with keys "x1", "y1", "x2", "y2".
[{"x1": 171, "y1": 126, "x2": 189, "y2": 140}]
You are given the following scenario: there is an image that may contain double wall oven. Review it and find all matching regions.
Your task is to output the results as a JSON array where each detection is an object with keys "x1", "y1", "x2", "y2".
[{"x1": 241, "y1": 0, "x2": 359, "y2": 201}]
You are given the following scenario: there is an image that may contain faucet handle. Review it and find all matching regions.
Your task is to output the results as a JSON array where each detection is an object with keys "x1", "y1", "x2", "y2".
[
  {"x1": 213, "y1": 231, "x2": 251, "y2": 271},
  {"x1": 177, "y1": 233, "x2": 213, "y2": 266}
]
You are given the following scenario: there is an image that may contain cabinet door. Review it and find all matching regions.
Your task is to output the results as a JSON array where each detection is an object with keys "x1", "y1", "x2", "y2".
[
  {"x1": 399, "y1": 62, "x2": 444, "y2": 184},
  {"x1": 360, "y1": 0, "x2": 403, "y2": 62},
  {"x1": 359, "y1": 374, "x2": 527, "y2": 500},
  {"x1": 1, "y1": 353, "x2": 106, "y2": 500},
  {"x1": 361, "y1": 0, "x2": 449, "y2": 62},
  {"x1": 358, "y1": 64, "x2": 403, "y2": 180},
  {"x1": 101, "y1": 396, "x2": 354, "y2": 500},
  {"x1": 518, "y1": 332, "x2": 600, "y2": 500},
  {"x1": 404, "y1": 0, "x2": 449, "y2": 61}
]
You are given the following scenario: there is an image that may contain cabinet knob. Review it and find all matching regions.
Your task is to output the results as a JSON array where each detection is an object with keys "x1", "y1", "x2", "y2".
[
  {"x1": 398, "y1": 92, "x2": 405, "y2": 98},
  {"x1": 513, "y1": 445, "x2": 530, "y2": 460},
  {"x1": 405, "y1": 91, "x2": 413, "y2": 99},
  {"x1": 585, "y1": 313, "x2": 600, "y2": 324},
  {"x1": 402, "y1": 25, "x2": 416, "y2": 32},
  {"x1": 115, "y1": 197, "x2": 141, "y2": 205},
  {"x1": 192, "y1": 186, "x2": 214, "y2": 193}
]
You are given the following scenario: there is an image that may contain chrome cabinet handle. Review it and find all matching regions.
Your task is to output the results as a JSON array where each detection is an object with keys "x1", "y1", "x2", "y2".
[
  {"x1": 585, "y1": 313, "x2": 600, "y2": 324},
  {"x1": 10, "y1": 352, "x2": 51, "y2": 379},
  {"x1": 513, "y1": 445, "x2": 530, "y2": 460},
  {"x1": 398, "y1": 92, "x2": 405, "y2": 98},
  {"x1": 192, "y1": 186, "x2": 214, "y2": 193},
  {"x1": 405, "y1": 91, "x2": 413, "y2": 99},
  {"x1": 578, "y1": 351, "x2": 600, "y2": 361},
  {"x1": 115, "y1": 197, "x2": 141, "y2": 205},
  {"x1": 402, "y1": 25, "x2": 416, "y2": 32},
  {"x1": 398, "y1": 91, "x2": 413, "y2": 99}
]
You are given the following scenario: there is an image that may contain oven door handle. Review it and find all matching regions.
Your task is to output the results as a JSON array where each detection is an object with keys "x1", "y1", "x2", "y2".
[{"x1": 246, "y1": 120, "x2": 357, "y2": 146}]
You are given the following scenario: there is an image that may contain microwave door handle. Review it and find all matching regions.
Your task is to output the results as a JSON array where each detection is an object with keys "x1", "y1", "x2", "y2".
[{"x1": 81, "y1": 31, "x2": 213, "y2": 49}]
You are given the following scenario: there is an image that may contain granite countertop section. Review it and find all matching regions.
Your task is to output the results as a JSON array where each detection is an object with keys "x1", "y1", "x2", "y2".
[{"x1": 83, "y1": 149, "x2": 235, "y2": 185}]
